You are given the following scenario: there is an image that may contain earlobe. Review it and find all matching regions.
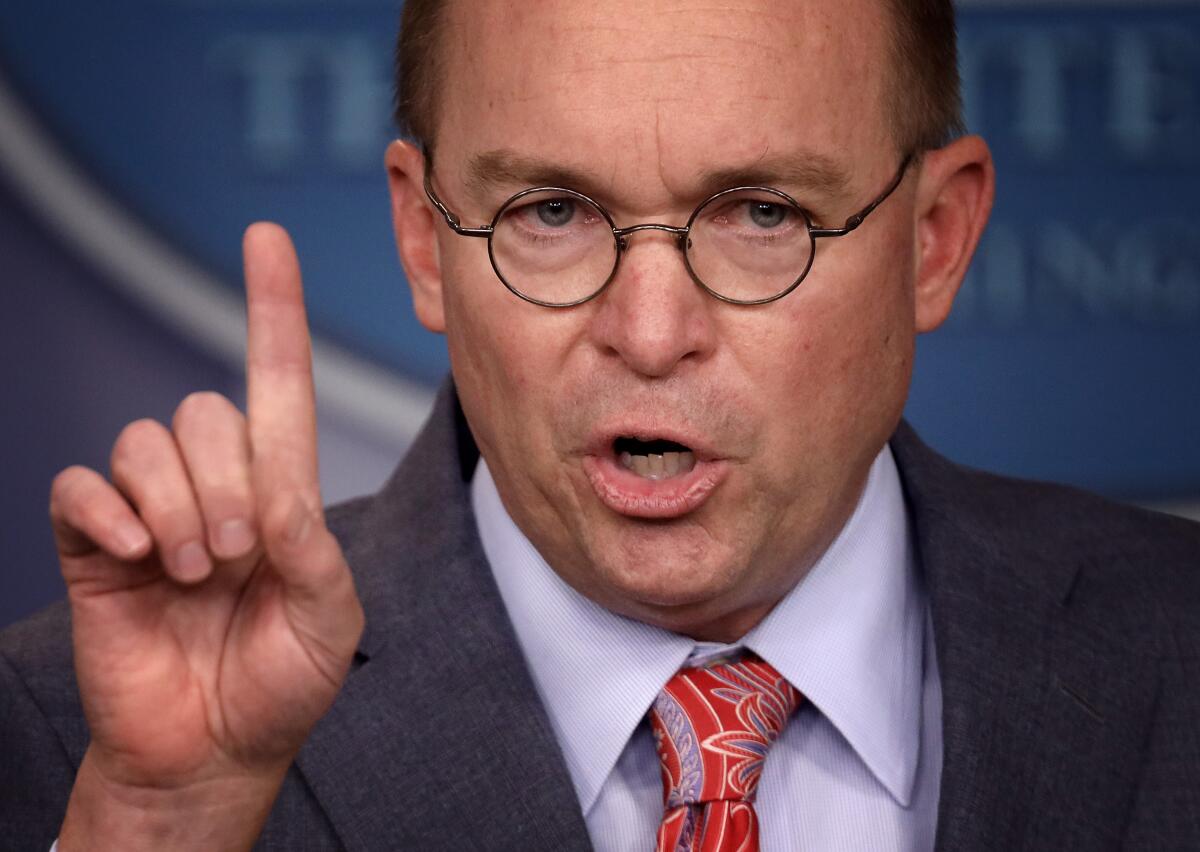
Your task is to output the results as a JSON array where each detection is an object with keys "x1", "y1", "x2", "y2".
[
  {"x1": 911, "y1": 135, "x2": 995, "y2": 333},
  {"x1": 385, "y1": 139, "x2": 446, "y2": 333}
]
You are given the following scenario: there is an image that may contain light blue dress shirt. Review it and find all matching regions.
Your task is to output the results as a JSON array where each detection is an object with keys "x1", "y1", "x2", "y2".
[{"x1": 472, "y1": 446, "x2": 942, "y2": 851}]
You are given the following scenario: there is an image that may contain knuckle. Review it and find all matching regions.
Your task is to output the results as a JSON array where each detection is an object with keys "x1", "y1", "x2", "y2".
[
  {"x1": 258, "y1": 490, "x2": 321, "y2": 546},
  {"x1": 113, "y1": 417, "x2": 166, "y2": 458},
  {"x1": 196, "y1": 471, "x2": 255, "y2": 511},
  {"x1": 49, "y1": 465, "x2": 94, "y2": 514},
  {"x1": 173, "y1": 390, "x2": 237, "y2": 433},
  {"x1": 200, "y1": 489, "x2": 255, "y2": 536},
  {"x1": 48, "y1": 467, "x2": 132, "y2": 555},
  {"x1": 110, "y1": 418, "x2": 170, "y2": 478},
  {"x1": 152, "y1": 505, "x2": 204, "y2": 543},
  {"x1": 258, "y1": 497, "x2": 292, "y2": 544}
]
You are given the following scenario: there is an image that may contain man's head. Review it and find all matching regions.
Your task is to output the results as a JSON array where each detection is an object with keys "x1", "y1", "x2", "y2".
[{"x1": 385, "y1": 0, "x2": 993, "y2": 640}]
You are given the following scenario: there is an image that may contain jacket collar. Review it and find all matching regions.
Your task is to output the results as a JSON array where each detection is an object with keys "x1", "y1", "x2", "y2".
[
  {"x1": 890, "y1": 423, "x2": 1159, "y2": 851},
  {"x1": 295, "y1": 382, "x2": 592, "y2": 851}
]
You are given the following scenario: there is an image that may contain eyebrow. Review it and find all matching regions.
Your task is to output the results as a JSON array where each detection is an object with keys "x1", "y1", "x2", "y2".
[
  {"x1": 464, "y1": 150, "x2": 607, "y2": 200},
  {"x1": 462, "y1": 148, "x2": 853, "y2": 208},
  {"x1": 700, "y1": 153, "x2": 852, "y2": 201}
]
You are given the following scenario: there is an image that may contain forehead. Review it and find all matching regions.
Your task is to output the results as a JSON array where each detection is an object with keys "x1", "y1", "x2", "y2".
[{"x1": 435, "y1": 0, "x2": 895, "y2": 199}]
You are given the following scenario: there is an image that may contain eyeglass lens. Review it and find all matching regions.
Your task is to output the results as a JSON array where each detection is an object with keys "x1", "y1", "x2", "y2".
[
  {"x1": 489, "y1": 189, "x2": 815, "y2": 306},
  {"x1": 490, "y1": 190, "x2": 618, "y2": 306}
]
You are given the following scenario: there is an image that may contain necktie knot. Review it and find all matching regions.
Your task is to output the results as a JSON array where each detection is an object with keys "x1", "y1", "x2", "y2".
[{"x1": 648, "y1": 655, "x2": 801, "y2": 851}]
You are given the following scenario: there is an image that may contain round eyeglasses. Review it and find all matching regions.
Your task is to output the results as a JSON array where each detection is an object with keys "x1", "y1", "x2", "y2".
[{"x1": 424, "y1": 154, "x2": 912, "y2": 307}]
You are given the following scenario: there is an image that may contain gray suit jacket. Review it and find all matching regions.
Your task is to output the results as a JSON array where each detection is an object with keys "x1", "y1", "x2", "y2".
[{"x1": 3, "y1": 383, "x2": 1199, "y2": 850}]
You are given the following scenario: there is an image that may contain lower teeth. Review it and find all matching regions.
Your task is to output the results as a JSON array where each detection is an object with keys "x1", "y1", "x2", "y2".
[{"x1": 619, "y1": 450, "x2": 696, "y2": 479}]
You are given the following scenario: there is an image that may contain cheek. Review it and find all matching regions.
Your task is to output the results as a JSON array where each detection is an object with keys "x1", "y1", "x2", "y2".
[
  {"x1": 442, "y1": 251, "x2": 531, "y2": 384},
  {"x1": 441, "y1": 259, "x2": 530, "y2": 449},
  {"x1": 440, "y1": 254, "x2": 583, "y2": 460},
  {"x1": 816, "y1": 230, "x2": 916, "y2": 374},
  {"x1": 741, "y1": 254, "x2": 915, "y2": 464},
  {"x1": 814, "y1": 261, "x2": 915, "y2": 442}
]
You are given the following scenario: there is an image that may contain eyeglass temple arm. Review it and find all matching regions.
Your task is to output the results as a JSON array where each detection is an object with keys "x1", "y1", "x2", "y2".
[
  {"x1": 423, "y1": 168, "x2": 492, "y2": 238},
  {"x1": 809, "y1": 154, "x2": 913, "y2": 239}
]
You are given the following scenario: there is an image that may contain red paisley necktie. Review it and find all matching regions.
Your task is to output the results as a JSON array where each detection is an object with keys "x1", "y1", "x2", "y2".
[{"x1": 648, "y1": 655, "x2": 802, "y2": 852}]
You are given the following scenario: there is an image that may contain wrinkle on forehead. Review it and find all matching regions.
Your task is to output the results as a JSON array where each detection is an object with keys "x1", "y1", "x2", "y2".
[
  {"x1": 440, "y1": 0, "x2": 891, "y2": 207},
  {"x1": 447, "y1": 0, "x2": 815, "y2": 100}
]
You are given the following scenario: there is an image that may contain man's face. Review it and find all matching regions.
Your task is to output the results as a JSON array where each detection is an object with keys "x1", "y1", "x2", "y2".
[{"x1": 422, "y1": 0, "x2": 922, "y2": 639}]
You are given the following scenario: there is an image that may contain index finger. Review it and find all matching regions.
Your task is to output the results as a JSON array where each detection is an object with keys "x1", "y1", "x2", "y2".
[{"x1": 243, "y1": 222, "x2": 321, "y2": 509}]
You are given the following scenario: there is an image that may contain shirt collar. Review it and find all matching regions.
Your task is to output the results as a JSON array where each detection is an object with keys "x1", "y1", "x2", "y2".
[
  {"x1": 471, "y1": 445, "x2": 923, "y2": 812},
  {"x1": 742, "y1": 444, "x2": 924, "y2": 807}
]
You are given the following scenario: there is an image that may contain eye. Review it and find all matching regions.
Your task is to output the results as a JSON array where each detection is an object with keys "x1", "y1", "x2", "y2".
[
  {"x1": 748, "y1": 201, "x2": 787, "y2": 229},
  {"x1": 535, "y1": 198, "x2": 576, "y2": 228},
  {"x1": 699, "y1": 191, "x2": 803, "y2": 236}
]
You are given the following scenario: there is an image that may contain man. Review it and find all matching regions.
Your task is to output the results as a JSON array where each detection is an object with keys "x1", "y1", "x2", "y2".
[{"x1": 2, "y1": 0, "x2": 1198, "y2": 849}]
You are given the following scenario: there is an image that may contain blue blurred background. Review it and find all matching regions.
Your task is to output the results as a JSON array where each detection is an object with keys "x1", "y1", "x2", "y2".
[{"x1": 2, "y1": 0, "x2": 1197, "y2": 628}]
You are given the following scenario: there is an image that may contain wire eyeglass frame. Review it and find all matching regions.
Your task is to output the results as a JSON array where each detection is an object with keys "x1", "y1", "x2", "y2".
[{"x1": 423, "y1": 153, "x2": 914, "y2": 307}]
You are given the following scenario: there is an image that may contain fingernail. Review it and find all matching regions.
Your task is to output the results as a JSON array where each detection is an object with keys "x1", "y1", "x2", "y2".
[
  {"x1": 175, "y1": 541, "x2": 212, "y2": 583},
  {"x1": 115, "y1": 523, "x2": 150, "y2": 558},
  {"x1": 284, "y1": 500, "x2": 312, "y2": 545},
  {"x1": 215, "y1": 519, "x2": 255, "y2": 557}
]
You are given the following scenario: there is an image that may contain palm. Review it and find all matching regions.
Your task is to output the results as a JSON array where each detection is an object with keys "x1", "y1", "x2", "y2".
[{"x1": 65, "y1": 551, "x2": 335, "y2": 786}]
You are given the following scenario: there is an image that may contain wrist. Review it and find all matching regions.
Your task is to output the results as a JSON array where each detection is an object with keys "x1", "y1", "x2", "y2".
[{"x1": 58, "y1": 749, "x2": 286, "y2": 852}]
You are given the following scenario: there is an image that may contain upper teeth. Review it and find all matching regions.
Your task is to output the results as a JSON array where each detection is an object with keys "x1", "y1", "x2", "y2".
[{"x1": 619, "y1": 450, "x2": 696, "y2": 480}]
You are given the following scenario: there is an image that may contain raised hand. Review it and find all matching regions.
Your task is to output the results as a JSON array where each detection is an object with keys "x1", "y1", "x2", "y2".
[{"x1": 49, "y1": 224, "x2": 364, "y2": 851}]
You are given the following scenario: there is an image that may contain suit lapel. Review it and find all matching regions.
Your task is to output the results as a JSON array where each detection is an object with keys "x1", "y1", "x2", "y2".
[
  {"x1": 892, "y1": 425, "x2": 1159, "y2": 851},
  {"x1": 296, "y1": 384, "x2": 592, "y2": 851}
]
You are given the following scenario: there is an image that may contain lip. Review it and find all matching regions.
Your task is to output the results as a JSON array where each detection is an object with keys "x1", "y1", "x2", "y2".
[{"x1": 581, "y1": 427, "x2": 728, "y2": 520}]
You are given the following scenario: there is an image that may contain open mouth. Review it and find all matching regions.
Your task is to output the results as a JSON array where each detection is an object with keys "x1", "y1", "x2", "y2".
[
  {"x1": 581, "y1": 431, "x2": 727, "y2": 519},
  {"x1": 614, "y1": 437, "x2": 697, "y2": 480}
]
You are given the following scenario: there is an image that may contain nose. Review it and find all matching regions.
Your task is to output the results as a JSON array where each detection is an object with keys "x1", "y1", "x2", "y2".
[{"x1": 586, "y1": 229, "x2": 718, "y2": 378}]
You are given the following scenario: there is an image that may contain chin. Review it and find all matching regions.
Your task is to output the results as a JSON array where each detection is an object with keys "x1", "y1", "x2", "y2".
[{"x1": 588, "y1": 538, "x2": 749, "y2": 611}]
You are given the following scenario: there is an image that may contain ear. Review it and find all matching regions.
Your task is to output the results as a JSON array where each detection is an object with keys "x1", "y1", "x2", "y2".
[
  {"x1": 386, "y1": 139, "x2": 446, "y2": 333},
  {"x1": 911, "y1": 135, "x2": 995, "y2": 333}
]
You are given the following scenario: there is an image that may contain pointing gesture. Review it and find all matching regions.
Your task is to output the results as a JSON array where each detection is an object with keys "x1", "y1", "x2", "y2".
[
  {"x1": 246, "y1": 224, "x2": 322, "y2": 508},
  {"x1": 49, "y1": 224, "x2": 364, "y2": 850}
]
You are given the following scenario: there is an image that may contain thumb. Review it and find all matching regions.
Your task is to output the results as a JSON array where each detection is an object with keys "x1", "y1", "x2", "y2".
[{"x1": 261, "y1": 494, "x2": 363, "y2": 675}]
